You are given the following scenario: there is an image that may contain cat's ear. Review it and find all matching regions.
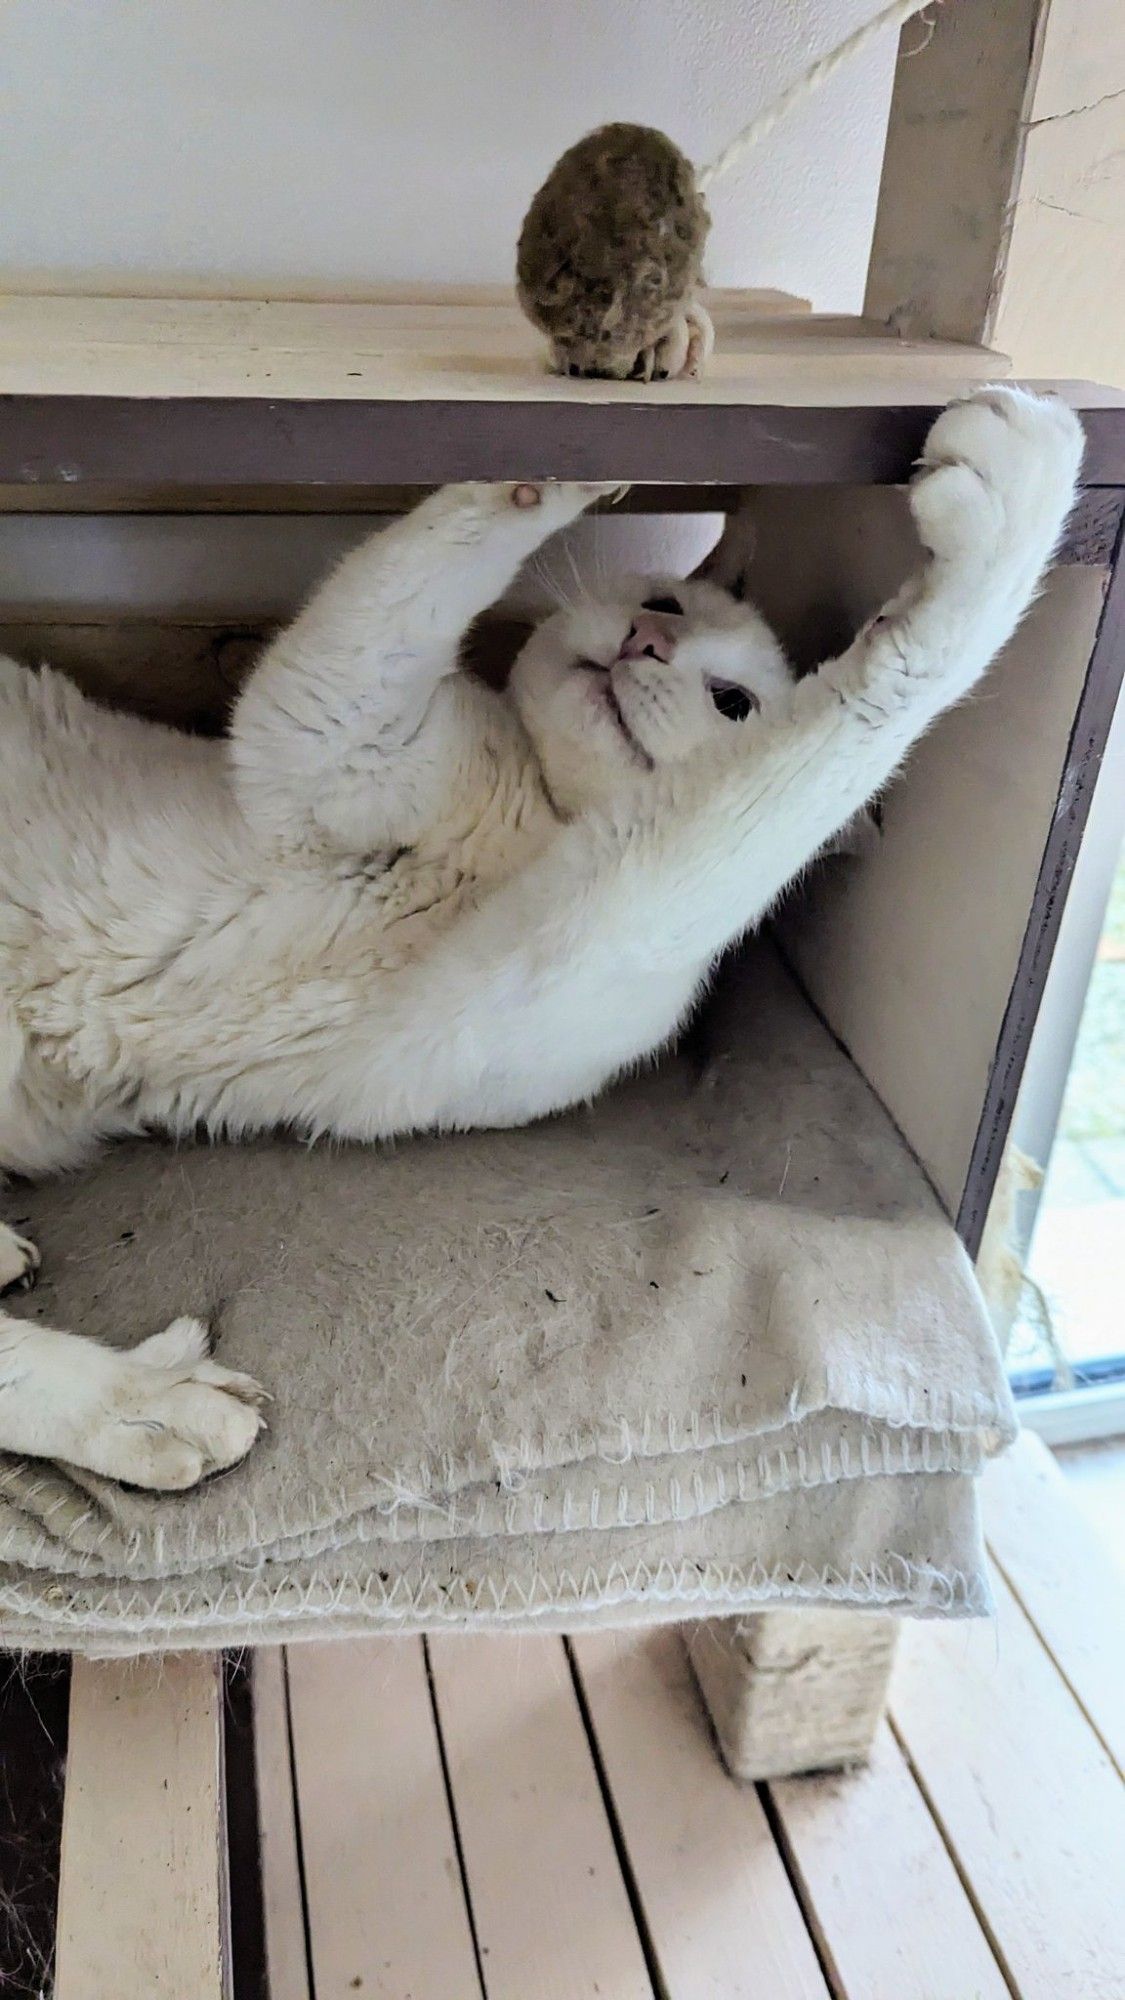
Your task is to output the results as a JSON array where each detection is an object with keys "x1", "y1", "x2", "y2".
[{"x1": 690, "y1": 500, "x2": 756, "y2": 602}]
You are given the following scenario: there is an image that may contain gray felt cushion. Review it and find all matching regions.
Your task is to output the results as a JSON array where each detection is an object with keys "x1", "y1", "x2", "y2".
[{"x1": 0, "y1": 944, "x2": 1014, "y2": 1653}]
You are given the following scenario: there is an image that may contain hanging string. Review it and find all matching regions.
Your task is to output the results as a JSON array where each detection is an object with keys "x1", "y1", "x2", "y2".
[{"x1": 696, "y1": 0, "x2": 949, "y2": 193}]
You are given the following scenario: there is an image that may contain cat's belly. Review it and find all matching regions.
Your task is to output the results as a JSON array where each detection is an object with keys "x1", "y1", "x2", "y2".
[
  {"x1": 118, "y1": 848, "x2": 702, "y2": 1148},
  {"x1": 0, "y1": 660, "x2": 693, "y2": 1157},
  {"x1": 6, "y1": 838, "x2": 699, "y2": 1163}
]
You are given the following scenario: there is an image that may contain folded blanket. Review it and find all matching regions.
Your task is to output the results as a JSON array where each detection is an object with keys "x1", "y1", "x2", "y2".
[{"x1": 0, "y1": 944, "x2": 1015, "y2": 1654}]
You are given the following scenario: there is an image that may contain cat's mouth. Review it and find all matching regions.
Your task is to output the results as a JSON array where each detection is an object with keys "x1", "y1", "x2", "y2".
[{"x1": 577, "y1": 660, "x2": 654, "y2": 769}]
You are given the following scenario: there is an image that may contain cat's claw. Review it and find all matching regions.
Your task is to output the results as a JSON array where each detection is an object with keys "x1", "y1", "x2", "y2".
[{"x1": 509, "y1": 480, "x2": 629, "y2": 511}]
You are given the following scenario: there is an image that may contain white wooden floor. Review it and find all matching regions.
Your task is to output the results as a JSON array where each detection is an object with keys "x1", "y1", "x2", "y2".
[{"x1": 251, "y1": 1431, "x2": 1125, "y2": 2000}]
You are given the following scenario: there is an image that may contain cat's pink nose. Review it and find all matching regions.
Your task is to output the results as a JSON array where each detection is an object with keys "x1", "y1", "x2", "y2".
[{"x1": 618, "y1": 613, "x2": 677, "y2": 663}]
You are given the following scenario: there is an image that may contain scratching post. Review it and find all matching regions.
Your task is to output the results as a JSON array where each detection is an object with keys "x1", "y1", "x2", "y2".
[{"x1": 687, "y1": 1610, "x2": 900, "y2": 1781}]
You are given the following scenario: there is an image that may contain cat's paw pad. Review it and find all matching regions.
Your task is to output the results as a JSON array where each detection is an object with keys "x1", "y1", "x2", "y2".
[
  {"x1": 88, "y1": 1316, "x2": 267, "y2": 1491},
  {"x1": 0, "y1": 1224, "x2": 40, "y2": 1295},
  {"x1": 510, "y1": 481, "x2": 628, "y2": 513},
  {"x1": 910, "y1": 387, "x2": 1083, "y2": 567}
]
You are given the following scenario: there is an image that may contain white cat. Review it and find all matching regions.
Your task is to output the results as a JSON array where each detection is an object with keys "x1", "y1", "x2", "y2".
[{"x1": 0, "y1": 388, "x2": 1082, "y2": 1489}]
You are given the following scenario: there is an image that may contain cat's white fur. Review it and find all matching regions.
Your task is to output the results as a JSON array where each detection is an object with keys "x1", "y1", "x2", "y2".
[{"x1": 0, "y1": 389, "x2": 1082, "y2": 1487}]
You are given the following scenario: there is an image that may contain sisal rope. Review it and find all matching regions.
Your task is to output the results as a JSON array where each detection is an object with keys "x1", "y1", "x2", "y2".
[{"x1": 696, "y1": 0, "x2": 946, "y2": 193}]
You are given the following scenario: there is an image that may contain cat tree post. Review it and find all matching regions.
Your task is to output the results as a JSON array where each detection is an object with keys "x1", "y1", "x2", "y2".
[
  {"x1": 1, "y1": 299, "x2": 1123, "y2": 2000},
  {"x1": 687, "y1": 1612, "x2": 899, "y2": 1781}
]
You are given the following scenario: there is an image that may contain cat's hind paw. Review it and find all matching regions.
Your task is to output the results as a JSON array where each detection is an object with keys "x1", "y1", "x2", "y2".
[
  {"x1": 79, "y1": 1316, "x2": 267, "y2": 1490},
  {"x1": 0, "y1": 1223, "x2": 40, "y2": 1295},
  {"x1": 910, "y1": 387, "x2": 1083, "y2": 572}
]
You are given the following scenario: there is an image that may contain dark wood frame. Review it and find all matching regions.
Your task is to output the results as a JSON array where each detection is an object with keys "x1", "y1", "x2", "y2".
[{"x1": 3, "y1": 396, "x2": 1125, "y2": 493}]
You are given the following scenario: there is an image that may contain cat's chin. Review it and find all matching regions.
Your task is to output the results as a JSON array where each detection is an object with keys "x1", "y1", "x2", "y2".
[{"x1": 580, "y1": 668, "x2": 654, "y2": 771}]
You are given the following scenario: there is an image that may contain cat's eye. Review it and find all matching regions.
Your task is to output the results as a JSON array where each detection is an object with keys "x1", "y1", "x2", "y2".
[
  {"x1": 641, "y1": 595, "x2": 682, "y2": 616},
  {"x1": 709, "y1": 681, "x2": 758, "y2": 721}
]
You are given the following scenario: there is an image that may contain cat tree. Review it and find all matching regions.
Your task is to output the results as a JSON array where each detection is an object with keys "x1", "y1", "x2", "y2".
[{"x1": 1, "y1": 5, "x2": 1124, "y2": 1992}]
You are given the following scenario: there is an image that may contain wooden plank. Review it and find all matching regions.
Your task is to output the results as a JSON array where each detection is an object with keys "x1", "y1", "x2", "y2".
[
  {"x1": 572, "y1": 1629, "x2": 829, "y2": 2000},
  {"x1": 2, "y1": 280, "x2": 809, "y2": 314},
  {"x1": 4, "y1": 392, "x2": 1124, "y2": 500},
  {"x1": 867, "y1": 0, "x2": 1125, "y2": 384},
  {"x1": 0, "y1": 479, "x2": 748, "y2": 516},
  {"x1": 0, "y1": 294, "x2": 1004, "y2": 402},
  {"x1": 0, "y1": 295, "x2": 1122, "y2": 491},
  {"x1": 285, "y1": 1636, "x2": 480, "y2": 2000},
  {"x1": 889, "y1": 1569, "x2": 1125, "y2": 2000},
  {"x1": 55, "y1": 1652, "x2": 229, "y2": 2000},
  {"x1": 0, "y1": 396, "x2": 956, "y2": 496},
  {"x1": 251, "y1": 1650, "x2": 310, "y2": 2000},
  {"x1": 982, "y1": 1431, "x2": 1125, "y2": 1775},
  {"x1": 769, "y1": 1721, "x2": 1009, "y2": 2000},
  {"x1": 865, "y1": 0, "x2": 1046, "y2": 344},
  {"x1": 427, "y1": 1634, "x2": 651, "y2": 2000}
]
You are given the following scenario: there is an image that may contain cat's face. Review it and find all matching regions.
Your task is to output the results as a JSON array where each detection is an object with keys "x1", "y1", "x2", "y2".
[{"x1": 509, "y1": 576, "x2": 793, "y2": 812}]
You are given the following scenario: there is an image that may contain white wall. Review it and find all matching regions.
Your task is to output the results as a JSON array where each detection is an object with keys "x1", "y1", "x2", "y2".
[{"x1": 0, "y1": 0, "x2": 897, "y2": 310}]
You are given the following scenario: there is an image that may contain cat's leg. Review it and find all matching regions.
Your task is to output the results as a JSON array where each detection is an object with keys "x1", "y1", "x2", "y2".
[
  {"x1": 232, "y1": 480, "x2": 617, "y2": 853},
  {"x1": 415, "y1": 389, "x2": 1084, "y2": 1034},
  {"x1": 679, "y1": 386, "x2": 1082, "y2": 950},
  {"x1": 0, "y1": 1306, "x2": 265, "y2": 1489},
  {"x1": 630, "y1": 384, "x2": 1085, "y2": 964}
]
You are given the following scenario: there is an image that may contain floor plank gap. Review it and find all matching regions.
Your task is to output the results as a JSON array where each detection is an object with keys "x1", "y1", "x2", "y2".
[
  {"x1": 279, "y1": 1651, "x2": 318, "y2": 2000},
  {"x1": 420, "y1": 1635, "x2": 489, "y2": 2000},
  {"x1": 885, "y1": 1708, "x2": 1031, "y2": 2000},
  {"x1": 571, "y1": 1630, "x2": 830, "y2": 1999},
  {"x1": 223, "y1": 1655, "x2": 267, "y2": 2000},
  {"x1": 562, "y1": 1636, "x2": 665, "y2": 2000},
  {"x1": 754, "y1": 1781, "x2": 847, "y2": 2000},
  {"x1": 983, "y1": 1433, "x2": 1125, "y2": 1776}
]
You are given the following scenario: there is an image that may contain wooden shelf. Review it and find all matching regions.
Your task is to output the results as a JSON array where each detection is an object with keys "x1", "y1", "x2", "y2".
[{"x1": 2, "y1": 289, "x2": 1123, "y2": 494}]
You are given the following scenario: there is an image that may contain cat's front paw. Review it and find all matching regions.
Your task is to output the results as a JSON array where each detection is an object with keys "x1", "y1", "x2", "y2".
[
  {"x1": 80, "y1": 1316, "x2": 266, "y2": 1490},
  {"x1": 910, "y1": 387, "x2": 1083, "y2": 573},
  {"x1": 0, "y1": 1223, "x2": 40, "y2": 1295},
  {"x1": 510, "y1": 480, "x2": 628, "y2": 513}
]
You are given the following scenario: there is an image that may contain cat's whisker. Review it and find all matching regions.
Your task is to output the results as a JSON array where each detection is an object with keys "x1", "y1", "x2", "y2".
[
  {"x1": 590, "y1": 514, "x2": 609, "y2": 599},
  {"x1": 529, "y1": 555, "x2": 571, "y2": 613},
  {"x1": 562, "y1": 537, "x2": 592, "y2": 608}
]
